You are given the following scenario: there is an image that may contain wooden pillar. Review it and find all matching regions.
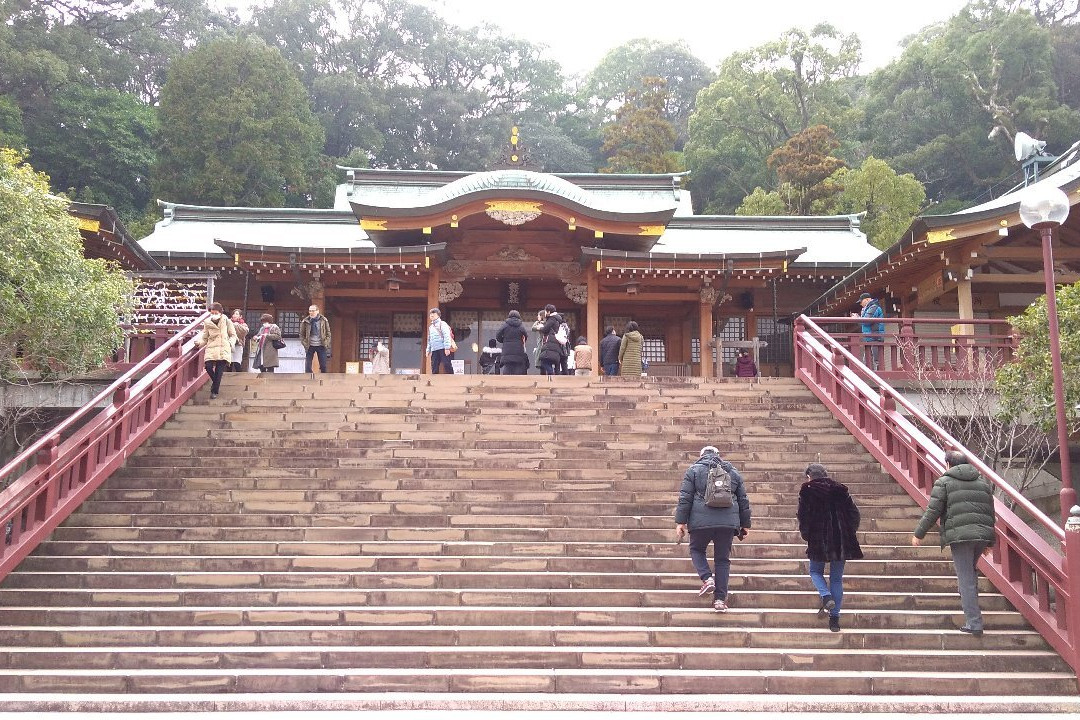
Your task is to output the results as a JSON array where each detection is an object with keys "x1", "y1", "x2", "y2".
[
  {"x1": 699, "y1": 288, "x2": 717, "y2": 379},
  {"x1": 424, "y1": 267, "x2": 441, "y2": 374},
  {"x1": 587, "y1": 265, "x2": 600, "y2": 361},
  {"x1": 956, "y1": 276, "x2": 974, "y2": 331}
]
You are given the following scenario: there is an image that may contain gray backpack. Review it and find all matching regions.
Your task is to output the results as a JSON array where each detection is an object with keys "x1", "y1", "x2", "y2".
[{"x1": 704, "y1": 463, "x2": 733, "y2": 508}]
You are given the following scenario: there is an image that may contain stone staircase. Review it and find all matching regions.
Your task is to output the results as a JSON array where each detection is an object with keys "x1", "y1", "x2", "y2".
[{"x1": 0, "y1": 374, "x2": 1075, "y2": 709}]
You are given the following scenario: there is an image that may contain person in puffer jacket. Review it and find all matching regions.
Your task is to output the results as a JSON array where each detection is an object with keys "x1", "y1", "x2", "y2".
[
  {"x1": 674, "y1": 446, "x2": 752, "y2": 613},
  {"x1": 912, "y1": 450, "x2": 996, "y2": 636}
]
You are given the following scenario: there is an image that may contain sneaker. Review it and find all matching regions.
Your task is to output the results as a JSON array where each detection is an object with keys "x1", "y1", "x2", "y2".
[
  {"x1": 817, "y1": 596, "x2": 835, "y2": 618},
  {"x1": 698, "y1": 578, "x2": 715, "y2": 597},
  {"x1": 209, "y1": 392, "x2": 218, "y2": 399},
  {"x1": 713, "y1": 599, "x2": 728, "y2": 613},
  {"x1": 959, "y1": 625, "x2": 984, "y2": 637},
  {"x1": 829, "y1": 616, "x2": 841, "y2": 632}
]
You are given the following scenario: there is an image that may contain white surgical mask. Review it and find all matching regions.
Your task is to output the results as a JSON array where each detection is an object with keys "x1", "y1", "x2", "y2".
[{"x1": 210, "y1": 312, "x2": 221, "y2": 320}]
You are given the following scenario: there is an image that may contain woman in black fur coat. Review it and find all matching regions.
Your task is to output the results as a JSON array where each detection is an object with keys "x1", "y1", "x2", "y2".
[{"x1": 797, "y1": 463, "x2": 863, "y2": 632}]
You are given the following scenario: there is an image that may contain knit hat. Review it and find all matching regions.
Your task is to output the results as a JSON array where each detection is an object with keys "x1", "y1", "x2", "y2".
[{"x1": 699, "y1": 446, "x2": 719, "y2": 457}]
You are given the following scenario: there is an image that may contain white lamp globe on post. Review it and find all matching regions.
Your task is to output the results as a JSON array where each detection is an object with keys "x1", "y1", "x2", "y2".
[{"x1": 1019, "y1": 184, "x2": 1073, "y2": 524}]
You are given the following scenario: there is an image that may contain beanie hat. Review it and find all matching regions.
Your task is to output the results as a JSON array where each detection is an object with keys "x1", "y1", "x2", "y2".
[{"x1": 699, "y1": 446, "x2": 719, "y2": 457}]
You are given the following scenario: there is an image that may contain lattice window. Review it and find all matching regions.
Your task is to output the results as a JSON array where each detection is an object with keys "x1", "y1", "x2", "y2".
[
  {"x1": 643, "y1": 338, "x2": 666, "y2": 363},
  {"x1": 358, "y1": 314, "x2": 391, "y2": 361},
  {"x1": 689, "y1": 339, "x2": 717, "y2": 364},
  {"x1": 278, "y1": 311, "x2": 301, "y2": 338},
  {"x1": 757, "y1": 317, "x2": 792, "y2": 365},
  {"x1": 394, "y1": 313, "x2": 424, "y2": 333},
  {"x1": 717, "y1": 316, "x2": 745, "y2": 364}
]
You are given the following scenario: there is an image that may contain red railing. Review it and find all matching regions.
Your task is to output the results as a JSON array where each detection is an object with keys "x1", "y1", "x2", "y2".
[
  {"x1": 795, "y1": 314, "x2": 1080, "y2": 674},
  {"x1": 807, "y1": 317, "x2": 1016, "y2": 381},
  {"x1": 0, "y1": 313, "x2": 209, "y2": 581}
]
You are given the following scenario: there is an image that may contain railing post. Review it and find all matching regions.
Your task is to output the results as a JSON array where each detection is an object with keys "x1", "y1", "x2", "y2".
[
  {"x1": 897, "y1": 320, "x2": 915, "y2": 373},
  {"x1": 1064, "y1": 506, "x2": 1080, "y2": 675},
  {"x1": 35, "y1": 436, "x2": 60, "y2": 524}
]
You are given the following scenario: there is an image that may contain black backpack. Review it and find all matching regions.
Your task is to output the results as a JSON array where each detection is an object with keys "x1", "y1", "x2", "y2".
[{"x1": 704, "y1": 463, "x2": 733, "y2": 508}]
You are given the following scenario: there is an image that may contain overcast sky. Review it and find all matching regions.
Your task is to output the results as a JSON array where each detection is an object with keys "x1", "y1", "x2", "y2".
[
  {"x1": 220, "y1": 0, "x2": 974, "y2": 76},
  {"x1": 414, "y1": 0, "x2": 972, "y2": 75}
]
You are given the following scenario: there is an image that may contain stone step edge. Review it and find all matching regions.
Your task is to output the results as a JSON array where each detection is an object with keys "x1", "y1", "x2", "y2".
[
  {"x1": 3, "y1": 690, "x2": 1079, "y2": 712},
  {"x1": 0, "y1": 645, "x2": 1060, "y2": 659},
  {"x1": 12, "y1": 691, "x2": 1077, "y2": 713}
]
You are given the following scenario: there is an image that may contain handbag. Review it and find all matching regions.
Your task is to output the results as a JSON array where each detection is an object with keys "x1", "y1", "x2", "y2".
[{"x1": 272, "y1": 338, "x2": 286, "y2": 350}]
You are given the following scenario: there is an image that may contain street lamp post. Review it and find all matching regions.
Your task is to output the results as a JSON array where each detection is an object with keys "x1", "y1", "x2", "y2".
[{"x1": 1019, "y1": 185, "x2": 1074, "y2": 525}]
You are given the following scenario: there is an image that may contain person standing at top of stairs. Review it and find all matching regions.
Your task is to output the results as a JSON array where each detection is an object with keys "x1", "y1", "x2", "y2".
[{"x1": 674, "y1": 446, "x2": 752, "y2": 613}]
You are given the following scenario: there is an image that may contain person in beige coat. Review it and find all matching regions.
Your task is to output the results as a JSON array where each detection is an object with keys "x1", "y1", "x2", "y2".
[
  {"x1": 196, "y1": 302, "x2": 238, "y2": 399},
  {"x1": 618, "y1": 320, "x2": 644, "y2": 377},
  {"x1": 229, "y1": 309, "x2": 249, "y2": 372}
]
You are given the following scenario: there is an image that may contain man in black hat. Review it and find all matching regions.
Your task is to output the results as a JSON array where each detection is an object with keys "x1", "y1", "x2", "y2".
[{"x1": 850, "y1": 291, "x2": 885, "y2": 370}]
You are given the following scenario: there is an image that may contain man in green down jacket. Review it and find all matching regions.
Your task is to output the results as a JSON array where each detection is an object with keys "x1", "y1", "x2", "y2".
[{"x1": 911, "y1": 450, "x2": 996, "y2": 636}]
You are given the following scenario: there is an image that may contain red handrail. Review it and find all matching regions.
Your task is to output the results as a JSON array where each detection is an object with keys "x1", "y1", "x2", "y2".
[
  {"x1": 807, "y1": 316, "x2": 1016, "y2": 381},
  {"x1": 0, "y1": 313, "x2": 209, "y2": 581},
  {"x1": 795, "y1": 314, "x2": 1080, "y2": 673}
]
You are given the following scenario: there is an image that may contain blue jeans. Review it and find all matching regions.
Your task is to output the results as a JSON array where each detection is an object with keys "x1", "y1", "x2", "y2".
[
  {"x1": 688, "y1": 527, "x2": 736, "y2": 600},
  {"x1": 809, "y1": 559, "x2": 845, "y2": 617},
  {"x1": 305, "y1": 345, "x2": 328, "y2": 372},
  {"x1": 603, "y1": 362, "x2": 619, "y2": 377},
  {"x1": 540, "y1": 358, "x2": 558, "y2": 376}
]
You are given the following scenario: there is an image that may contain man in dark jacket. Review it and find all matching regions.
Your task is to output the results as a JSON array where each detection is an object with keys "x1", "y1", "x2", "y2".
[
  {"x1": 496, "y1": 310, "x2": 529, "y2": 375},
  {"x1": 674, "y1": 446, "x2": 752, "y2": 612},
  {"x1": 797, "y1": 463, "x2": 863, "y2": 632},
  {"x1": 300, "y1": 305, "x2": 332, "y2": 373},
  {"x1": 599, "y1": 326, "x2": 621, "y2": 376},
  {"x1": 912, "y1": 450, "x2": 996, "y2": 636},
  {"x1": 538, "y1": 304, "x2": 569, "y2": 376}
]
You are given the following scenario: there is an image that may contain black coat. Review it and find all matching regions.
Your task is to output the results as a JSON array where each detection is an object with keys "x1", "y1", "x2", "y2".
[
  {"x1": 599, "y1": 333, "x2": 621, "y2": 366},
  {"x1": 496, "y1": 317, "x2": 529, "y2": 363},
  {"x1": 797, "y1": 477, "x2": 863, "y2": 562},
  {"x1": 674, "y1": 454, "x2": 752, "y2": 531},
  {"x1": 540, "y1": 313, "x2": 568, "y2": 359}
]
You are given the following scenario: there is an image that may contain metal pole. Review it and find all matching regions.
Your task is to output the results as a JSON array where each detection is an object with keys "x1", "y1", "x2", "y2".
[{"x1": 1039, "y1": 224, "x2": 1076, "y2": 525}]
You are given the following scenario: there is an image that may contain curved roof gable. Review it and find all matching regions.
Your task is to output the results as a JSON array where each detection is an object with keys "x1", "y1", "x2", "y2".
[{"x1": 350, "y1": 168, "x2": 679, "y2": 223}]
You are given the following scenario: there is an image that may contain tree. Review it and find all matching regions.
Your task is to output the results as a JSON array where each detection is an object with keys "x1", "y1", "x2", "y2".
[
  {"x1": 24, "y1": 84, "x2": 156, "y2": 218},
  {"x1": 821, "y1": 157, "x2": 927, "y2": 249},
  {"x1": 0, "y1": 148, "x2": 133, "y2": 380},
  {"x1": 997, "y1": 282, "x2": 1080, "y2": 436},
  {"x1": 736, "y1": 187, "x2": 788, "y2": 216},
  {"x1": 856, "y1": 5, "x2": 1080, "y2": 207},
  {"x1": 154, "y1": 35, "x2": 326, "y2": 207},
  {"x1": 583, "y1": 39, "x2": 715, "y2": 149},
  {"x1": 600, "y1": 77, "x2": 681, "y2": 174},
  {"x1": 686, "y1": 24, "x2": 861, "y2": 213},
  {"x1": 766, "y1": 124, "x2": 845, "y2": 215}
]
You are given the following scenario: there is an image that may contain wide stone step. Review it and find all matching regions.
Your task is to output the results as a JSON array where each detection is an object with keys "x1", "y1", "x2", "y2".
[
  {"x1": 1, "y1": 570, "x2": 996, "y2": 595},
  {"x1": 0, "y1": 644, "x2": 1066, "y2": 673},
  {"x1": 13, "y1": 555, "x2": 964, "y2": 577},
  {"x1": 0, "y1": 666, "x2": 1072, "y2": 695},
  {"x1": 0, "y1": 587, "x2": 1018, "y2": 612}
]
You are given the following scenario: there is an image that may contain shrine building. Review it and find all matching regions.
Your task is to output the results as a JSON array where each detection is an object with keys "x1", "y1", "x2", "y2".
[{"x1": 132, "y1": 163, "x2": 878, "y2": 376}]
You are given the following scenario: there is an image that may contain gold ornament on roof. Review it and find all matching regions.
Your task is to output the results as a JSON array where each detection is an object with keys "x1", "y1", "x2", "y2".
[{"x1": 485, "y1": 200, "x2": 542, "y2": 226}]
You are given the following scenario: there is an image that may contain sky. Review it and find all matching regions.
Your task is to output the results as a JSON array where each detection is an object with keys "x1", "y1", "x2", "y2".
[
  {"x1": 220, "y1": 0, "x2": 974, "y2": 76},
  {"x1": 413, "y1": 0, "x2": 973, "y2": 75}
]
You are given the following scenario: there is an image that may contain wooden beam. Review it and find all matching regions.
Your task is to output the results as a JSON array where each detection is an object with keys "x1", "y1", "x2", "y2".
[
  {"x1": 325, "y1": 288, "x2": 427, "y2": 299},
  {"x1": 982, "y1": 247, "x2": 1080, "y2": 261},
  {"x1": 972, "y1": 272, "x2": 1080, "y2": 285},
  {"x1": 598, "y1": 292, "x2": 700, "y2": 302}
]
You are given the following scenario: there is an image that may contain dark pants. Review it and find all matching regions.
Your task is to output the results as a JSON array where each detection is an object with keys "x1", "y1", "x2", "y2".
[
  {"x1": 558, "y1": 353, "x2": 569, "y2": 375},
  {"x1": 305, "y1": 345, "x2": 328, "y2": 373},
  {"x1": 688, "y1": 527, "x2": 736, "y2": 600},
  {"x1": 862, "y1": 338, "x2": 882, "y2": 371},
  {"x1": 430, "y1": 350, "x2": 454, "y2": 374},
  {"x1": 540, "y1": 358, "x2": 558, "y2": 376},
  {"x1": 951, "y1": 541, "x2": 987, "y2": 631},
  {"x1": 500, "y1": 361, "x2": 527, "y2": 375},
  {"x1": 809, "y1": 559, "x2": 845, "y2": 617},
  {"x1": 259, "y1": 366, "x2": 275, "y2": 373},
  {"x1": 204, "y1": 360, "x2": 228, "y2": 394},
  {"x1": 603, "y1": 362, "x2": 619, "y2": 377},
  {"x1": 230, "y1": 361, "x2": 243, "y2": 372}
]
